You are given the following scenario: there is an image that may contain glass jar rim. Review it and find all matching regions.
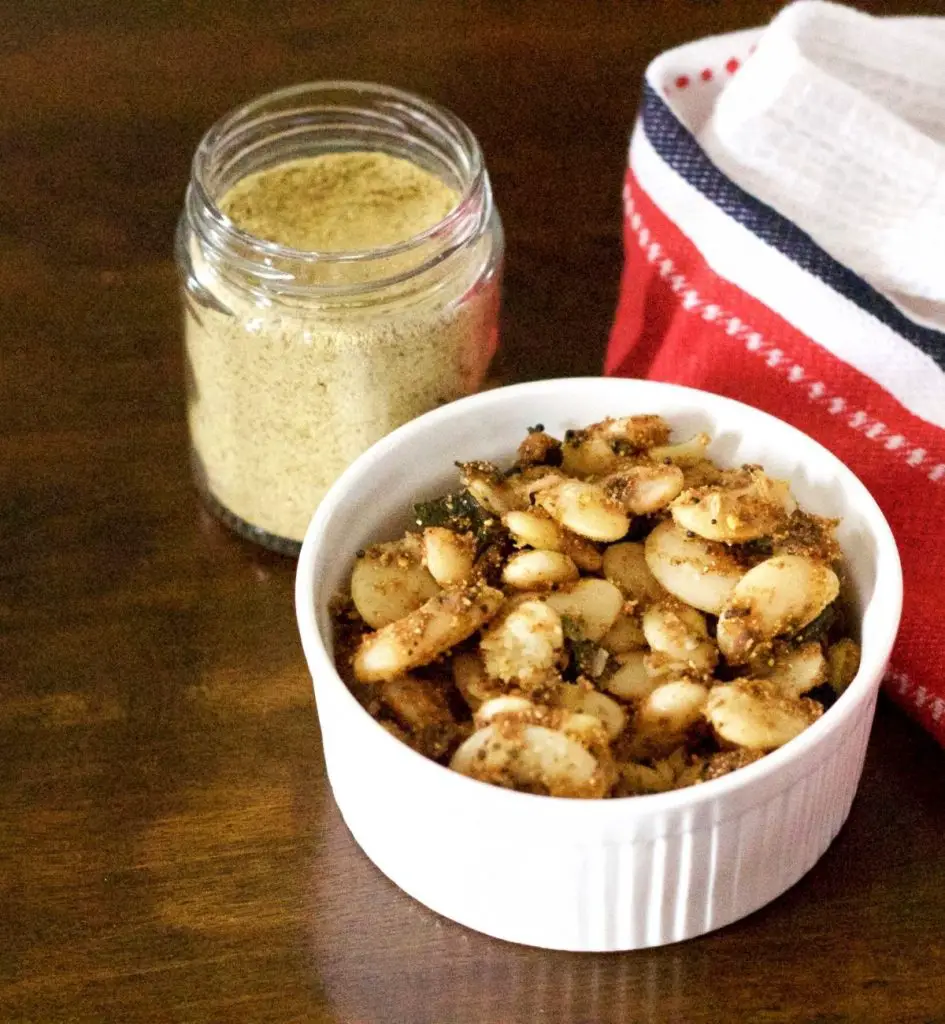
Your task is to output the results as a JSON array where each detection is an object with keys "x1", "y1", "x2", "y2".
[{"x1": 189, "y1": 80, "x2": 489, "y2": 269}]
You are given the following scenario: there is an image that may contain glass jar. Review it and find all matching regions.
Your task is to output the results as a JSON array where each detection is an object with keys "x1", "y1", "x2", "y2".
[{"x1": 176, "y1": 82, "x2": 503, "y2": 555}]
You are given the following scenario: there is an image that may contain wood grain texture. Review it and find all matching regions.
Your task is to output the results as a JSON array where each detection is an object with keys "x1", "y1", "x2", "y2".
[{"x1": 2, "y1": 1, "x2": 944, "y2": 1021}]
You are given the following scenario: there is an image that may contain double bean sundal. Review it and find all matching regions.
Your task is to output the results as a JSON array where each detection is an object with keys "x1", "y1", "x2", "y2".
[{"x1": 331, "y1": 415, "x2": 860, "y2": 799}]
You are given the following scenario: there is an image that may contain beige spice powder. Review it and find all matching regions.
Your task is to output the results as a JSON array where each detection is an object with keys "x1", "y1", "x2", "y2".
[
  {"x1": 220, "y1": 152, "x2": 458, "y2": 251},
  {"x1": 185, "y1": 151, "x2": 499, "y2": 545}
]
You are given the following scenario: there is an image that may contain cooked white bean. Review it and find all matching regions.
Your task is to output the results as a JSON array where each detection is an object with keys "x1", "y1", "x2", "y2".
[
  {"x1": 480, "y1": 599, "x2": 564, "y2": 683},
  {"x1": 601, "y1": 612, "x2": 647, "y2": 654},
  {"x1": 558, "y1": 530, "x2": 604, "y2": 574},
  {"x1": 450, "y1": 723, "x2": 607, "y2": 797},
  {"x1": 457, "y1": 460, "x2": 523, "y2": 514},
  {"x1": 535, "y1": 479, "x2": 630, "y2": 543},
  {"x1": 558, "y1": 710, "x2": 612, "y2": 750},
  {"x1": 471, "y1": 698, "x2": 620, "y2": 787},
  {"x1": 452, "y1": 651, "x2": 504, "y2": 711},
  {"x1": 717, "y1": 555, "x2": 840, "y2": 663},
  {"x1": 642, "y1": 601, "x2": 717, "y2": 671},
  {"x1": 670, "y1": 471, "x2": 791, "y2": 543},
  {"x1": 706, "y1": 679, "x2": 821, "y2": 750},
  {"x1": 516, "y1": 429, "x2": 562, "y2": 468},
  {"x1": 354, "y1": 582, "x2": 503, "y2": 683},
  {"x1": 503, "y1": 510, "x2": 602, "y2": 573},
  {"x1": 601, "y1": 463, "x2": 685, "y2": 515},
  {"x1": 503, "y1": 509, "x2": 563, "y2": 551},
  {"x1": 422, "y1": 526, "x2": 475, "y2": 587},
  {"x1": 602, "y1": 541, "x2": 665, "y2": 604},
  {"x1": 598, "y1": 414, "x2": 672, "y2": 449},
  {"x1": 350, "y1": 538, "x2": 440, "y2": 629},
  {"x1": 602, "y1": 650, "x2": 657, "y2": 701},
  {"x1": 556, "y1": 686, "x2": 627, "y2": 741},
  {"x1": 558, "y1": 712, "x2": 617, "y2": 788},
  {"x1": 559, "y1": 415, "x2": 671, "y2": 476},
  {"x1": 544, "y1": 578, "x2": 624, "y2": 641},
  {"x1": 561, "y1": 433, "x2": 621, "y2": 477},
  {"x1": 644, "y1": 520, "x2": 744, "y2": 614},
  {"x1": 643, "y1": 600, "x2": 707, "y2": 641},
  {"x1": 473, "y1": 692, "x2": 617, "y2": 754},
  {"x1": 624, "y1": 681, "x2": 709, "y2": 759},
  {"x1": 378, "y1": 676, "x2": 459, "y2": 760},
  {"x1": 639, "y1": 680, "x2": 709, "y2": 735},
  {"x1": 643, "y1": 650, "x2": 700, "y2": 685},
  {"x1": 648, "y1": 432, "x2": 710, "y2": 467},
  {"x1": 502, "y1": 549, "x2": 579, "y2": 590},
  {"x1": 827, "y1": 638, "x2": 861, "y2": 694},
  {"x1": 508, "y1": 467, "x2": 568, "y2": 504},
  {"x1": 474, "y1": 694, "x2": 538, "y2": 725},
  {"x1": 379, "y1": 674, "x2": 456, "y2": 734},
  {"x1": 758, "y1": 641, "x2": 827, "y2": 699}
]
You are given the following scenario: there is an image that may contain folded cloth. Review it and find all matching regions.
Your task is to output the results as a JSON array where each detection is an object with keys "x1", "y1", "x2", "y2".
[{"x1": 606, "y1": 0, "x2": 945, "y2": 746}]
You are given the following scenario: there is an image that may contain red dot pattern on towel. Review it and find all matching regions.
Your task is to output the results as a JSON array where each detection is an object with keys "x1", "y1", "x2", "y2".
[{"x1": 669, "y1": 56, "x2": 744, "y2": 91}]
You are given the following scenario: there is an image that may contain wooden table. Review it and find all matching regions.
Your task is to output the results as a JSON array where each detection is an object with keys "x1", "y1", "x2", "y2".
[{"x1": 4, "y1": 1, "x2": 944, "y2": 1020}]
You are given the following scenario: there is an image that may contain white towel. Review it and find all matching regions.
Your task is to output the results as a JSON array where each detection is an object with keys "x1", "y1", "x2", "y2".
[{"x1": 699, "y1": 1, "x2": 945, "y2": 309}]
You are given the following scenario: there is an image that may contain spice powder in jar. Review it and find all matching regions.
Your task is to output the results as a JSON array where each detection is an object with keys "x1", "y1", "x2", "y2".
[{"x1": 177, "y1": 83, "x2": 503, "y2": 555}]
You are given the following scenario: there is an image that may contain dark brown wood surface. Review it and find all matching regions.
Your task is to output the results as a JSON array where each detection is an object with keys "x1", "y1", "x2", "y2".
[{"x1": 3, "y1": 1, "x2": 945, "y2": 1021}]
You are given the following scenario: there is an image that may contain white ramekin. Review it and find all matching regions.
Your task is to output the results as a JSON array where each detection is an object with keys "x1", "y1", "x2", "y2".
[{"x1": 295, "y1": 378, "x2": 902, "y2": 951}]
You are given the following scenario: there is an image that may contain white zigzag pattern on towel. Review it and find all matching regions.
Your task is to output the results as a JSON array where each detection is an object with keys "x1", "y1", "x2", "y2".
[
  {"x1": 886, "y1": 669, "x2": 945, "y2": 723},
  {"x1": 622, "y1": 183, "x2": 945, "y2": 486}
]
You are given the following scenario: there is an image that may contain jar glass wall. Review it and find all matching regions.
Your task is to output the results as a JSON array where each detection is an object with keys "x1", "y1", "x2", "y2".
[{"x1": 176, "y1": 82, "x2": 503, "y2": 555}]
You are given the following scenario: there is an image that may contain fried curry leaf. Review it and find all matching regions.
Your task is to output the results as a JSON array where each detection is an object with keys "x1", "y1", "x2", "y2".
[
  {"x1": 739, "y1": 536, "x2": 774, "y2": 559},
  {"x1": 413, "y1": 488, "x2": 505, "y2": 550},
  {"x1": 560, "y1": 615, "x2": 609, "y2": 679},
  {"x1": 794, "y1": 602, "x2": 837, "y2": 645}
]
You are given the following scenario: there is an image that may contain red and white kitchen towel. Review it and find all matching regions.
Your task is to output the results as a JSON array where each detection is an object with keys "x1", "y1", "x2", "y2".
[{"x1": 606, "y1": 1, "x2": 945, "y2": 746}]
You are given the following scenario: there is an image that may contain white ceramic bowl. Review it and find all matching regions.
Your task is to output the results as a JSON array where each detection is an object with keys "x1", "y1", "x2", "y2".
[{"x1": 295, "y1": 378, "x2": 902, "y2": 951}]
